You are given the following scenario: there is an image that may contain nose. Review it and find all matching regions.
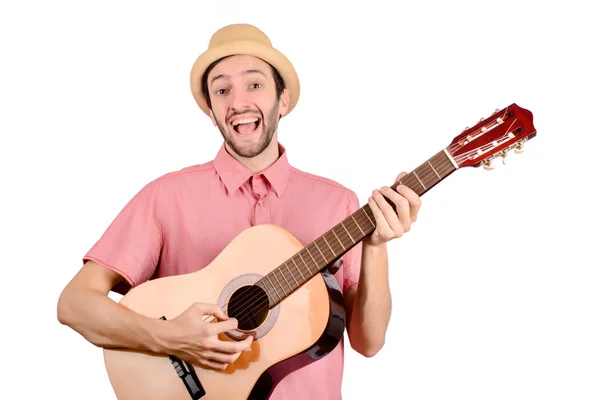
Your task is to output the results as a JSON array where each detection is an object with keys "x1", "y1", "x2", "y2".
[{"x1": 229, "y1": 87, "x2": 252, "y2": 113}]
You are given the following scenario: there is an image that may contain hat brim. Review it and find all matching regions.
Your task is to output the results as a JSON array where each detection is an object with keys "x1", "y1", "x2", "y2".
[{"x1": 190, "y1": 41, "x2": 300, "y2": 117}]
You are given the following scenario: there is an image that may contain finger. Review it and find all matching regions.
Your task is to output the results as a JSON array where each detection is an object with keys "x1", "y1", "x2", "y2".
[
  {"x1": 394, "y1": 190, "x2": 413, "y2": 233},
  {"x1": 395, "y1": 171, "x2": 408, "y2": 182},
  {"x1": 373, "y1": 188, "x2": 406, "y2": 236},
  {"x1": 211, "y1": 318, "x2": 239, "y2": 334},
  {"x1": 379, "y1": 186, "x2": 412, "y2": 233},
  {"x1": 202, "y1": 350, "x2": 243, "y2": 364},
  {"x1": 193, "y1": 303, "x2": 229, "y2": 320},
  {"x1": 395, "y1": 185, "x2": 422, "y2": 222},
  {"x1": 212, "y1": 335, "x2": 253, "y2": 354},
  {"x1": 367, "y1": 193, "x2": 392, "y2": 235}
]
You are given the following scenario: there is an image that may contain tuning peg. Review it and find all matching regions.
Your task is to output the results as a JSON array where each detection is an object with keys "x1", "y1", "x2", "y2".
[
  {"x1": 515, "y1": 141, "x2": 525, "y2": 154},
  {"x1": 483, "y1": 158, "x2": 495, "y2": 170},
  {"x1": 499, "y1": 150, "x2": 508, "y2": 165},
  {"x1": 462, "y1": 126, "x2": 470, "y2": 132}
]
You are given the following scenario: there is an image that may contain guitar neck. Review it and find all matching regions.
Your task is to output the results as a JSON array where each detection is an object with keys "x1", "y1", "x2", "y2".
[{"x1": 257, "y1": 148, "x2": 459, "y2": 307}]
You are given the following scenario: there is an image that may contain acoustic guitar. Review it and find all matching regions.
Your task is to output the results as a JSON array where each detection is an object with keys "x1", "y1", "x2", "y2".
[{"x1": 103, "y1": 103, "x2": 536, "y2": 399}]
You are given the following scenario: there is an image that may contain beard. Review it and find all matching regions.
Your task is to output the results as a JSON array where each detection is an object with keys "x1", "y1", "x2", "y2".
[{"x1": 216, "y1": 100, "x2": 280, "y2": 158}]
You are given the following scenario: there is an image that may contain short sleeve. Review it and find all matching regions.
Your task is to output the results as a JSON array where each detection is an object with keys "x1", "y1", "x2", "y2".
[
  {"x1": 83, "y1": 180, "x2": 163, "y2": 295},
  {"x1": 341, "y1": 190, "x2": 362, "y2": 295}
]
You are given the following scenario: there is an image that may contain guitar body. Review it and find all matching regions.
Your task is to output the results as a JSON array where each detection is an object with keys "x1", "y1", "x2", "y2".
[{"x1": 103, "y1": 224, "x2": 346, "y2": 400}]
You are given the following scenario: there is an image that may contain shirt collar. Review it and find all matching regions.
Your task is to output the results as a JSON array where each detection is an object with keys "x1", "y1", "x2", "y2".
[{"x1": 213, "y1": 141, "x2": 291, "y2": 198}]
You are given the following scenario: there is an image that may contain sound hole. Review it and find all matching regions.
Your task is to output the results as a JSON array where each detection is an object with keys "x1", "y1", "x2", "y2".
[{"x1": 228, "y1": 285, "x2": 269, "y2": 331}]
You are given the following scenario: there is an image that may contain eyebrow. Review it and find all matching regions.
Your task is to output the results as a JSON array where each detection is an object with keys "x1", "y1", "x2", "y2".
[{"x1": 210, "y1": 69, "x2": 268, "y2": 85}]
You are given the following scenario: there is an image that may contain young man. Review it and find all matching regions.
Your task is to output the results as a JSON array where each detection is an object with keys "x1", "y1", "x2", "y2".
[{"x1": 57, "y1": 24, "x2": 422, "y2": 399}]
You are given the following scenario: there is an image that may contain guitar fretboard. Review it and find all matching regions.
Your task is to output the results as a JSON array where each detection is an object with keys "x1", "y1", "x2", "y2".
[{"x1": 255, "y1": 149, "x2": 458, "y2": 307}]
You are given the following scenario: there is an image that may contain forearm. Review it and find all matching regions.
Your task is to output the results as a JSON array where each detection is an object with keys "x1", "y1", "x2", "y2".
[
  {"x1": 58, "y1": 287, "x2": 165, "y2": 354},
  {"x1": 348, "y1": 241, "x2": 392, "y2": 356}
]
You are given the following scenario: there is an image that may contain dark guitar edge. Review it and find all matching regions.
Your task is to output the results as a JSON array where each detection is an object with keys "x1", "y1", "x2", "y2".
[{"x1": 247, "y1": 268, "x2": 347, "y2": 399}]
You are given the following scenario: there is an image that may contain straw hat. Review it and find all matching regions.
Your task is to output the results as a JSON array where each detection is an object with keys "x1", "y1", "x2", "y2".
[{"x1": 190, "y1": 24, "x2": 300, "y2": 117}]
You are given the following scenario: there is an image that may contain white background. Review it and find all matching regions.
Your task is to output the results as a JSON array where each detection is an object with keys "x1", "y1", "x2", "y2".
[{"x1": 1, "y1": 0, "x2": 599, "y2": 399}]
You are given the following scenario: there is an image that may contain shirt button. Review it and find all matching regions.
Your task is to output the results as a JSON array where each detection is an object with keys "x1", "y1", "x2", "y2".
[{"x1": 258, "y1": 200, "x2": 263, "y2": 206}]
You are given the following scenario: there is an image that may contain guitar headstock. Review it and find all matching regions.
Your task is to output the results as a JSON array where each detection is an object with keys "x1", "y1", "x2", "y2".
[{"x1": 447, "y1": 104, "x2": 536, "y2": 170}]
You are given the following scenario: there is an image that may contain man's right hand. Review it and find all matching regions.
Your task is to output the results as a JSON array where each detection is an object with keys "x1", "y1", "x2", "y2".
[{"x1": 156, "y1": 302, "x2": 254, "y2": 371}]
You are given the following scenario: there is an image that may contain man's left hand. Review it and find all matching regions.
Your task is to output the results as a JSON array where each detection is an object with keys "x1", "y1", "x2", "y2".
[{"x1": 365, "y1": 172, "x2": 421, "y2": 247}]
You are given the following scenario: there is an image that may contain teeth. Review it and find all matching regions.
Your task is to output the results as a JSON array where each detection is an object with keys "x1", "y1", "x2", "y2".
[{"x1": 232, "y1": 117, "x2": 258, "y2": 126}]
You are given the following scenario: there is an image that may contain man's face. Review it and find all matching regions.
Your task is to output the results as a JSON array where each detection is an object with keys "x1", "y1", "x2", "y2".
[{"x1": 207, "y1": 55, "x2": 290, "y2": 158}]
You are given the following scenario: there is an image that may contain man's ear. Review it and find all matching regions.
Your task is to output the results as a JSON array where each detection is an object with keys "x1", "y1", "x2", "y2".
[
  {"x1": 278, "y1": 88, "x2": 290, "y2": 117},
  {"x1": 209, "y1": 109, "x2": 217, "y2": 126}
]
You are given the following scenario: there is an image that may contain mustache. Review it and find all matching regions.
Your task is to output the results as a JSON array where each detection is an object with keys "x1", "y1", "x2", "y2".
[{"x1": 227, "y1": 110, "x2": 262, "y2": 124}]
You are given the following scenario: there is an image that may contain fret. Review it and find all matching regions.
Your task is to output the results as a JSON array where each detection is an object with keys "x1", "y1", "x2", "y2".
[
  {"x1": 322, "y1": 235, "x2": 336, "y2": 257},
  {"x1": 341, "y1": 221, "x2": 355, "y2": 244},
  {"x1": 326, "y1": 231, "x2": 343, "y2": 254},
  {"x1": 362, "y1": 207, "x2": 375, "y2": 227},
  {"x1": 297, "y1": 252, "x2": 312, "y2": 275},
  {"x1": 415, "y1": 163, "x2": 436, "y2": 188},
  {"x1": 443, "y1": 148, "x2": 459, "y2": 169},
  {"x1": 291, "y1": 257, "x2": 305, "y2": 281},
  {"x1": 331, "y1": 228, "x2": 346, "y2": 250},
  {"x1": 427, "y1": 160, "x2": 441, "y2": 179},
  {"x1": 350, "y1": 216, "x2": 365, "y2": 237},
  {"x1": 263, "y1": 284, "x2": 274, "y2": 305},
  {"x1": 313, "y1": 240, "x2": 328, "y2": 264},
  {"x1": 284, "y1": 262, "x2": 299, "y2": 286},
  {"x1": 272, "y1": 270, "x2": 286, "y2": 295},
  {"x1": 278, "y1": 268, "x2": 292, "y2": 291},
  {"x1": 266, "y1": 275, "x2": 281, "y2": 301},
  {"x1": 354, "y1": 215, "x2": 369, "y2": 238},
  {"x1": 351, "y1": 214, "x2": 365, "y2": 236},
  {"x1": 432, "y1": 154, "x2": 452, "y2": 177},
  {"x1": 412, "y1": 171, "x2": 427, "y2": 191},
  {"x1": 405, "y1": 175, "x2": 422, "y2": 194},
  {"x1": 255, "y1": 281, "x2": 272, "y2": 305},
  {"x1": 305, "y1": 245, "x2": 319, "y2": 270},
  {"x1": 437, "y1": 151, "x2": 454, "y2": 171}
]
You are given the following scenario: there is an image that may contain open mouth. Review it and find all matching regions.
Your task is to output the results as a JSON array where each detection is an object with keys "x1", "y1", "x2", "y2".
[{"x1": 231, "y1": 116, "x2": 261, "y2": 135}]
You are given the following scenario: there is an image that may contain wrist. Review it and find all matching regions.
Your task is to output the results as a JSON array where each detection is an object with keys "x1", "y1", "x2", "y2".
[
  {"x1": 140, "y1": 317, "x2": 171, "y2": 354},
  {"x1": 363, "y1": 237, "x2": 387, "y2": 250}
]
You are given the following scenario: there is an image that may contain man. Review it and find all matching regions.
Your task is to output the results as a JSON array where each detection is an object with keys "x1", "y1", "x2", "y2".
[{"x1": 57, "y1": 23, "x2": 421, "y2": 399}]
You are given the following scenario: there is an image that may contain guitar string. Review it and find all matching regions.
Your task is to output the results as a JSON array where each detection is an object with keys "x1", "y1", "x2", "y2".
[
  {"x1": 231, "y1": 211, "x2": 374, "y2": 328},
  {"x1": 209, "y1": 159, "x2": 461, "y2": 327},
  {"x1": 204, "y1": 159, "x2": 458, "y2": 324},
  {"x1": 448, "y1": 120, "x2": 521, "y2": 164},
  {"x1": 446, "y1": 107, "x2": 512, "y2": 152},
  {"x1": 220, "y1": 212, "x2": 369, "y2": 322},
  {"x1": 192, "y1": 131, "x2": 518, "y2": 328},
  {"x1": 197, "y1": 207, "x2": 377, "y2": 327},
  {"x1": 213, "y1": 160, "x2": 457, "y2": 322},
  {"x1": 197, "y1": 143, "x2": 479, "y2": 326},
  {"x1": 449, "y1": 131, "x2": 521, "y2": 164},
  {"x1": 449, "y1": 128, "x2": 518, "y2": 160},
  {"x1": 198, "y1": 162, "x2": 459, "y2": 328}
]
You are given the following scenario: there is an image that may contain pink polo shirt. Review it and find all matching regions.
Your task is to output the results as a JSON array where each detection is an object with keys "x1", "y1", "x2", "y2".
[{"x1": 84, "y1": 141, "x2": 362, "y2": 399}]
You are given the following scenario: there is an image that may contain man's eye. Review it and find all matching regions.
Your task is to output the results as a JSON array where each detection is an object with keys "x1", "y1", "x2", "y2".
[
  {"x1": 250, "y1": 83, "x2": 261, "y2": 89},
  {"x1": 216, "y1": 89, "x2": 227, "y2": 95}
]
